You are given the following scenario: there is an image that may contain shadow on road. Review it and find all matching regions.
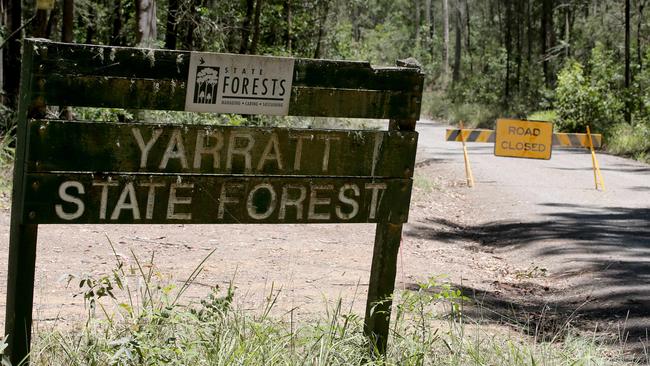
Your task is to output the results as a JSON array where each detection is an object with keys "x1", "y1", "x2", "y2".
[{"x1": 404, "y1": 204, "x2": 650, "y2": 353}]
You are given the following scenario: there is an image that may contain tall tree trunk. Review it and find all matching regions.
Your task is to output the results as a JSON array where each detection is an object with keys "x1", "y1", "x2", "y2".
[
  {"x1": 464, "y1": 0, "x2": 471, "y2": 72},
  {"x1": 2, "y1": 0, "x2": 22, "y2": 111},
  {"x1": 135, "y1": 0, "x2": 157, "y2": 46},
  {"x1": 637, "y1": 0, "x2": 645, "y2": 70},
  {"x1": 452, "y1": 0, "x2": 462, "y2": 84},
  {"x1": 184, "y1": 0, "x2": 198, "y2": 50},
  {"x1": 45, "y1": 3, "x2": 58, "y2": 39},
  {"x1": 313, "y1": 0, "x2": 329, "y2": 59},
  {"x1": 504, "y1": 0, "x2": 513, "y2": 107},
  {"x1": 61, "y1": 0, "x2": 74, "y2": 119},
  {"x1": 240, "y1": 0, "x2": 254, "y2": 53},
  {"x1": 165, "y1": 0, "x2": 179, "y2": 49},
  {"x1": 625, "y1": 0, "x2": 632, "y2": 123},
  {"x1": 564, "y1": 1, "x2": 571, "y2": 58},
  {"x1": 284, "y1": 0, "x2": 292, "y2": 53},
  {"x1": 425, "y1": 0, "x2": 432, "y2": 37},
  {"x1": 352, "y1": 3, "x2": 360, "y2": 42},
  {"x1": 526, "y1": 0, "x2": 532, "y2": 64},
  {"x1": 85, "y1": 8, "x2": 95, "y2": 43},
  {"x1": 415, "y1": 0, "x2": 421, "y2": 41},
  {"x1": 110, "y1": 0, "x2": 123, "y2": 46},
  {"x1": 426, "y1": 0, "x2": 434, "y2": 58},
  {"x1": 515, "y1": 0, "x2": 522, "y2": 91},
  {"x1": 31, "y1": 9, "x2": 50, "y2": 38},
  {"x1": 249, "y1": 0, "x2": 264, "y2": 54},
  {"x1": 443, "y1": 0, "x2": 449, "y2": 81},
  {"x1": 62, "y1": 0, "x2": 74, "y2": 43},
  {"x1": 541, "y1": 0, "x2": 555, "y2": 88}
]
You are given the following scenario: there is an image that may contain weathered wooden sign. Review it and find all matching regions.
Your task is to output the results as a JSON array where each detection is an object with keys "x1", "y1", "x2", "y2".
[
  {"x1": 28, "y1": 121, "x2": 417, "y2": 177},
  {"x1": 494, "y1": 119, "x2": 553, "y2": 160},
  {"x1": 5, "y1": 39, "x2": 424, "y2": 364}
]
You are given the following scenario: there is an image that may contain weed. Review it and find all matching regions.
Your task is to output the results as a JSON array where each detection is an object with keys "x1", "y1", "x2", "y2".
[
  {"x1": 527, "y1": 110, "x2": 559, "y2": 124},
  {"x1": 413, "y1": 172, "x2": 440, "y2": 194},
  {"x1": 2, "y1": 239, "x2": 634, "y2": 365},
  {"x1": 0, "y1": 129, "x2": 14, "y2": 202},
  {"x1": 607, "y1": 122, "x2": 650, "y2": 163}
]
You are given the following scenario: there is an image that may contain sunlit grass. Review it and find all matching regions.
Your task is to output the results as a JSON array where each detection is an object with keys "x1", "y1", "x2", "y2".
[{"x1": 5, "y1": 240, "x2": 635, "y2": 366}]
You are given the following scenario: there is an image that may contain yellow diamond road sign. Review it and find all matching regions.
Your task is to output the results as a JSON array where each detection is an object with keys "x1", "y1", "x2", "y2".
[{"x1": 494, "y1": 119, "x2": 553, "y2": 160}]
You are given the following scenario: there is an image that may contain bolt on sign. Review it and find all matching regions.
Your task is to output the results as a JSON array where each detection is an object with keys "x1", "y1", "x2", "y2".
[
  {"x1": 494, "y1": 119, "x2": 554, "y2": 160},
  {"x1": 4, "y1": 39, "x2": 424, "y2": 364}
]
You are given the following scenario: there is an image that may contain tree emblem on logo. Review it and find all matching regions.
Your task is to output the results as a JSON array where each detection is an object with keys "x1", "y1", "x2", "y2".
[{"x1": 193, "y1": 66, "x2": 220, "y2": 104}]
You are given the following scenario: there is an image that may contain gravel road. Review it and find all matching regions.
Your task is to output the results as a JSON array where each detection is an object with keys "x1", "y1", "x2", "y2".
[
  {"x1": 411, "y1": 120, "x2": 650, "y2": 349},
  {"x1": 0, "y1": 119, "x2": 648, "y2": 354}
]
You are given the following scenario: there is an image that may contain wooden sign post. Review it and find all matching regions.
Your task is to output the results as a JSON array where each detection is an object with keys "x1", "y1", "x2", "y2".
[{"x1": 4, "y1": 39, "x2": 424, "y2": 363}]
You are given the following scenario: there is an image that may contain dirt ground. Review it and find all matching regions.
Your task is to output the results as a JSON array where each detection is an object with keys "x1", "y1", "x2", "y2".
[
  {"x1": 0, "y1": 148, "x2": 529, "y2": 332},
  {"x1": 2, "y1": 121, "x2": 647, "y2": 361}
]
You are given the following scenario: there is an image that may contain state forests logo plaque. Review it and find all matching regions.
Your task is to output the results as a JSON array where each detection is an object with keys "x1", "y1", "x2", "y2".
[{"x1": 185, "y1": 53, "x2": 295, "y2": 115}]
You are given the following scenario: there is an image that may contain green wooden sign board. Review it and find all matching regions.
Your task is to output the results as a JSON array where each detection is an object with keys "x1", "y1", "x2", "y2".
[{"x1": 5, "y1": 39, "x2": 424, "y2": 364}]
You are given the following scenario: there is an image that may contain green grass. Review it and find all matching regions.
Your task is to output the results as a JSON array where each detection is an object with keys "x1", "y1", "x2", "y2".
[
  {"x1": 0, "y1": 130, "x2": 14, "y2": 202},
  {"x1": 5, "y1": 242, "x2": 635, "y2": 366},
  {"x1": 607, "y1": 122, "x2": 650, "y2": 163},
  {"x1": 413, "y1": 172, "x2": 440, "y2": 194},
  {"x1": 420, "y1": 91, "x2": 501, "y2": 129},
  {"x1": 527, "y1": 110, "x2": 559, "y2": 124}
]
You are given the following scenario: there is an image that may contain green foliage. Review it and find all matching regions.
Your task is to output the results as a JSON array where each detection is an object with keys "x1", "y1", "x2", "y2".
[
  {"x1": 607, "y1": 122, "x2": 650, "y2": 162},
  {"x1": 0, "y1": 129, "x2": 14, "y2": 200},
  {"x1": 448, "y1": 103, "x2": 499, "y2": 129},
  {"x1": 527, "y1": 110, "x2": 558, "y2": 123},
  {"x1": 555, "y1": 45, "x2": 625, "y2": 133},
  {"x1": 422, "y1": 91, "x2": 451, "y2": 121},
  {"x1": 555, "y1": 60, "x2": 594, "y2": 131},
  {"x1": 23, "y1": 259, "x2": 631, "y2": 365}
]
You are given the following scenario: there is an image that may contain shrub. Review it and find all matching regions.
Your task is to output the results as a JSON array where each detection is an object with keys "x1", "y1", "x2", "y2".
[
  {"x1": 607, "y1": 122, "x2": 650, "y2": 162},
  {"x1": 555, "y1": 44, "x2": 625, "y2": 133}
]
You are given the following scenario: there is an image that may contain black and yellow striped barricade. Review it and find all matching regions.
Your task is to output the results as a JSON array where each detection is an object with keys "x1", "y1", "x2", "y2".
[
  {"x1": 445, "y1": 124, "x2": 605, "y2": 190},
  {"x1": 446, "y1": 128, "x2": 603, "y2": 148}
]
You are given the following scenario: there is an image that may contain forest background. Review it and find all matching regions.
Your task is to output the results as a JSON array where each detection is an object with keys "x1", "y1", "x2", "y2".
[{"x1": 0, "y1": 0, "x2": 649, "y2": 162}]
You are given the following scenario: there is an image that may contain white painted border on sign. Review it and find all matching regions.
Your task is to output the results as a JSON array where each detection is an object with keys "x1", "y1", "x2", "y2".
[{"x1": 185, "y1": 52, "x2": 295, "y2": 115}]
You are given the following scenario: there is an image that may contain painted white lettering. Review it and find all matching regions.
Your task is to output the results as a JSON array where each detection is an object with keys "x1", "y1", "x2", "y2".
[
  {"x1": 291, "y1": 135, "x2": 312, "y2": 171},
  {"x1": 218, "y1": 183, "x2": 242, "y2": 219},
  {"x1": 226, "y1": 132, "x2": 254, "y2": 171},
  {"x1": 335, "y1": 184, "x2": 360, "y2": 220},
  {"x1": 193, "y1": 130, "x2": 224, "y2": 169},
  {"x1": 111, "y1": 182, "x2": 141, "y2": 220},
  {"x1": 246, "y1": 183, "x2": 277, "y2": 220},
  {"x1": 365, "y1": 183, "x2": 387, "y2": 219},
  {"x1": 55, "y1": 181, "x2": 85, "y2": 220},
  {"x1": 141, "y1": 182, "x2": 165, "y2": 219},
  {"x1": 279, "y1": 185, "x2": 306, "y2": 220},
  {"x1": 132, "y1": 128, "x2": 163, "y2": 168},
  {"x1": 92, "y1": 180, "x2": 118, "y2": 219},
  {"x1": 308, "y1": 185, "x2": 333, "y2": 220},
  {"x1": 257, "y1": 133, "x2": 284, "y2": 171},
  {"x1": 167, "y1": 182, "x2": 194, "y2": 220},
  {"x1": 159, "y1": 129, "x2": 189, "y2": 169},
  {"x1": 318, "y1": 136, "x2": 340, "y2": 172}
]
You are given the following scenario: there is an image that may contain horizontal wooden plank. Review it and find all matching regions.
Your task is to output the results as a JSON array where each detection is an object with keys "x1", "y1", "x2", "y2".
[
  {"x1": 24, "y1": 174, "x2": 412, "y2": 224},
  {"x1": 34, "y1": 75, "x2": 187, "y2": 110},
  {"x1": 27, "y1": 120, "x2": 418, "y2": 178},
  {"x1": 28, "y1": 39, "x2": 424, "y2": 92},
  {"x1": 32, "y1": 75, "x2": 421, "y2": 118},
  {"x1": 288, "y1": 87, "x2": 420, "y2": 119}
]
